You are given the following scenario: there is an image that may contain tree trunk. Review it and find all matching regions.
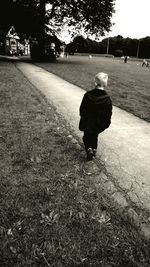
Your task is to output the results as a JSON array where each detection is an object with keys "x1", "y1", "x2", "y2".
[{"x1": 38, "y1": 0, "x2": 45, "y2": 59}]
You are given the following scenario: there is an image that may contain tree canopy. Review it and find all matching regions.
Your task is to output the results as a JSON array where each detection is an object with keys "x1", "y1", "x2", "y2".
[
  {"x1": 0, "y1": 0, "x2": 115, "y2": 39},
  {"x1": 46, "y1": 0, "x2": 115, "y2": 37}
]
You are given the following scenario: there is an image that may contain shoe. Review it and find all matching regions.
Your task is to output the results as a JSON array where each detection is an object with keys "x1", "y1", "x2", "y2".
[
  {"x1": 87, "y1": 148, "x2": 94, "y2": 161},
  {"x1": 93, "y1": 149, "x2": 97, "y2": 157}
]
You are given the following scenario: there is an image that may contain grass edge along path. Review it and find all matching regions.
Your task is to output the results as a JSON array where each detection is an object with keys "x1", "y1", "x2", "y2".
[{"x1": 35, "y1": 55, "x2": 150, "y2": 123}]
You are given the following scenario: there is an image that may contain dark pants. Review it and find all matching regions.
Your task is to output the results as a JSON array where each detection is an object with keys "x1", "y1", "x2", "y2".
[{"x1": 83, "y1": 132, "x2": 99, "y2": 151}]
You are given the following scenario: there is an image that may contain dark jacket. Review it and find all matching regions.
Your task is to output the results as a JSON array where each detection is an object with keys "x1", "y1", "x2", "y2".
[{"x1": 79, "y1": 88, "x2": 112, "y2": 133}]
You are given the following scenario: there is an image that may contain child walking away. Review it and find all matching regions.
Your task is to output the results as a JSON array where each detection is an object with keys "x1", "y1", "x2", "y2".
[{"x1": 79, "y1": 72, "x2": 112, "y2": 160}]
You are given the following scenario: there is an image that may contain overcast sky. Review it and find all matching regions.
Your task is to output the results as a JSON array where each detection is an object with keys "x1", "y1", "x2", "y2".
[
  {"x1": 110, "y1": 0, "x2": 150, "y2": 39},
  {"x1": 47, "y1": 0, "x2": 150, "y2": 43}
]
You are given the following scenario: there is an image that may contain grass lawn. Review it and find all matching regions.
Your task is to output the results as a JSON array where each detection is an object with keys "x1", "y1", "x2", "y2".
[
  {"x1": 1, "y1": 59, "x2": 150, "y2": 266},
  {"x1": 35, "y1": 55, "x2": 150, "y2": 122}
]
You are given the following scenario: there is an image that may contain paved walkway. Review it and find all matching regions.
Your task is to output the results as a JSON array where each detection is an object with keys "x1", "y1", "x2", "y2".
[{"x1": 4, "y1": 58, "x2": 150, "y2": 234}]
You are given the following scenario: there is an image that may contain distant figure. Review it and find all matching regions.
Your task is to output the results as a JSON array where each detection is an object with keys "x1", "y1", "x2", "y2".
[
  {"x1": 79, "y1": 72, "x2": 112, "y2": 160},
  {"x1": 124, "y1": 56, "x2": 128, "y2": 63},
  {"x1": 9, "y1": 50, "x2": 13, "y2": 56},
  {"x1": 142, "y1": 59, "x2": 149, "y2": 67},
  {"x1": 65, "y1": 52, "x2": 68, "y2": 58},
  {"x1": 89, "y1": 55, "x2": 92, "y2": 59},
  {"x1": 142, "y1": 59, "x2": 147, "y2": 67}
]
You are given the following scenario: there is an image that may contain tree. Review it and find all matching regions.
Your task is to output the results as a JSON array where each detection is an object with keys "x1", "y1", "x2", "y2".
[
  {"x1": 0, "y1": 0, "x2": 115, "y2": 37},
  {"x1": 0, "y1": 0, "x2": 40, "y2": 38},
  {"x1": 139, "y1": 37, "x2": 150, "y2": 58},
  {"x1": 45, "y1": 0, "x2": 115, "y2": 58},
  {"x1": 0, "y1": 0, "x2": 115, "y2": 59},
  {"x1": 46, "y1": 0, "x2": 115, "y2": 37}
]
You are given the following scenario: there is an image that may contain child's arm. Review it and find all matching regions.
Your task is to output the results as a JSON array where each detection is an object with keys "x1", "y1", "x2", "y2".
[
  {"x1": 79, "y1": 94, "x2": 87, "y2": 116},
  {"x1": 105, "y1": 101, "x2": 113, "y2": 128}
]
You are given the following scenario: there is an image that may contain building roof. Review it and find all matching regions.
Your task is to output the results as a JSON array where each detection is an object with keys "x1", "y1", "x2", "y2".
[{"x1": 6, "y1": 26, "x2": 20, "y2": 40}]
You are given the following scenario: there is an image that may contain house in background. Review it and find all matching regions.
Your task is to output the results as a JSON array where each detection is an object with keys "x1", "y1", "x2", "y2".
[
  {"x1": 2, "y1": 26, "x2": 30, "y2": 56},
  {"x1": 5, "y1": 26, "x2": 20, "y2": 55}
]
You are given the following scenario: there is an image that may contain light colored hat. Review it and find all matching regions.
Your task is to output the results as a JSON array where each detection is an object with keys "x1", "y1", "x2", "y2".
[{"x1": 95, "y1": 72, "x2": 108, "y2": 87}]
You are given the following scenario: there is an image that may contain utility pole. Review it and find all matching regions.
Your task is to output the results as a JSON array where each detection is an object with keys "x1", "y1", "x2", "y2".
[
  {"x1": 106, "y1": 37, "x2": 109, "y2": 55},
  {"x1": 136, "y1": 39, "x2": 140, "y2": 58}
]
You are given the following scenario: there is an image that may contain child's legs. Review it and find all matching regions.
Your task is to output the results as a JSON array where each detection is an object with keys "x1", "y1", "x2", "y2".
[
  {"x1": 83, "y1": 132, "x2": 99, "y2": 151},
  {"x1": 92, "y1": 133, "x2": 99, "y2": 149}
]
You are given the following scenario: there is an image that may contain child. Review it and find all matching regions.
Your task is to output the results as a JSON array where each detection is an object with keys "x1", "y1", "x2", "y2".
[
  {"x1": 142, "y1": 59, "x2": 147, "y2": 67},
  {"x1": 79, "y1": 72, "x2": 112, "y2": 160}
]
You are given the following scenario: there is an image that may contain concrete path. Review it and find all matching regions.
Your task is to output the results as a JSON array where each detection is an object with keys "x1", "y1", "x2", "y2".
[{"x1": 15, "y1": 61, "x2": 150, "y2": 229}]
